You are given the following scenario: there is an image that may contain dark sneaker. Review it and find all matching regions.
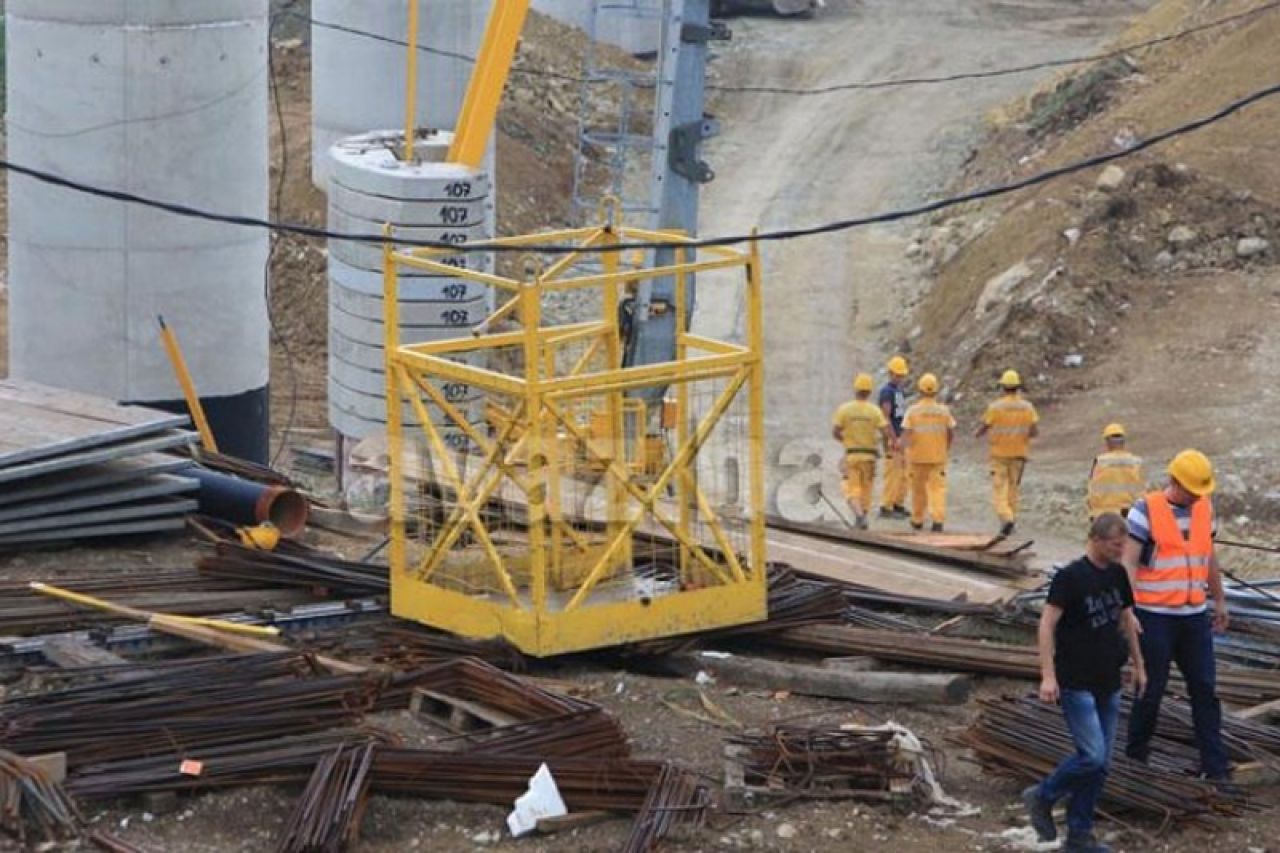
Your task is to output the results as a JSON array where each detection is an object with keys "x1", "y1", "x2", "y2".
[
  {"x1": 931, "y1": 522, "x2": 944, "y2": 532},
  {"x1": 893, "y1": 505, "x2": 909, "y2": 518},
  {"x1": 878, "y1": 507, "x2": 894, "y2": 519},
  {"x1": 1022, "y1": 785, "x2": 1056, "y2": 842},
  {"x1": 999, "y1": 520, "x2": 1016, "y2": 537},
  {"x1": 910, "y1": 521, "x2": 924, "y2": 531},
  {"x1": 1124, "y1": 744, "x2": 1148, "y2": 764},
  {"x1": 1064, "y1": 831, "x2": 1110, "y2": 852},
  {"x1": 856, "y1": 515, "x2": 870, "y2": 531},
  {"x1": 1198, "y1": 772, "x2": 1245, "y2": 799}
]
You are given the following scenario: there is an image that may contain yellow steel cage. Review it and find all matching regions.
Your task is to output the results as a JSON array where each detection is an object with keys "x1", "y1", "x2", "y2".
[{"x1": 382, "y1": 220, "x2": 768, "y2": 656}]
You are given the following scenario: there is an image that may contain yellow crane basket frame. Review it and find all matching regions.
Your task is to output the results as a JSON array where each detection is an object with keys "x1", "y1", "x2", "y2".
[{"x1": 382, "y1": 222, "x2": 768, "y2": 656}]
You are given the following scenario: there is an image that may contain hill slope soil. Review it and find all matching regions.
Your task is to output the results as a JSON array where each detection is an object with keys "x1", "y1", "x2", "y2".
[{"x1": 898, "y1": 0, "x2": 1280, "y2": 547}]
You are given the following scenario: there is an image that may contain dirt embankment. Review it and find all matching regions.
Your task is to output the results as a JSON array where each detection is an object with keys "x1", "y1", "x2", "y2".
[{"x1": 901, "y1": 0, "x2": 1280, "y2": 532}]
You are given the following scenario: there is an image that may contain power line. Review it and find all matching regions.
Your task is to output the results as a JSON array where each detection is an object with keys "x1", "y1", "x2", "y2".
[
  {"x1": 2, "y1": 80, "x2": 1277, "y2": 255},
  {"x1": 284, "y1": 1, "x2": 1279, "y2": 96},
  {"x1": 703, "y1": 0, "x2": 1280, "y2": 96}
]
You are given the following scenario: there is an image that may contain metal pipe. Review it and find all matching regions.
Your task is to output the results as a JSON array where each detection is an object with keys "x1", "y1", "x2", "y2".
[{"x1": 189, "y1": 467, "x2": 309, "y2": 536}]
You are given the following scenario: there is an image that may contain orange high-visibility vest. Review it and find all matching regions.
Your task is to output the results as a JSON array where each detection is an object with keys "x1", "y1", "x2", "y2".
[
  {"x1": 1087, "y1": 451, "x2": 1143, "y2": 517},
  {"x1": 1134, "y1": 491, "x2": 1212, "y2": 612}
]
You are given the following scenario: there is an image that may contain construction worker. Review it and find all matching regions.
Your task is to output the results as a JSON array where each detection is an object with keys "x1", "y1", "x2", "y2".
[
  {"x1": 1123, "y1": 450, "x2": 1231, "y2": 783},
  {"x1": 877, "y1": 356, "x2": 910, "y2": 519},
  {"x1": 831, "y1": 373, "x2": 892, "y2": 529},
  {"x1": 901, "y1": 373, "x2": 955, "y2": 532},
  {"x1": 975, "y1": 369, "x2": 1039, "y2": 536},
  {"x1": 1087, "y1": 424, "x2": 1144, "y2": 520}
]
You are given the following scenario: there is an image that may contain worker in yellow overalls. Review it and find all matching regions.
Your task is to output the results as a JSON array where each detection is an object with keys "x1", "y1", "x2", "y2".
[
  {"x1": 832, "y1": 373, "x2": 892, "y2": 529},
  {"x1": 902, "y1": 373, "x2": 956, "y2": 532},
  {"x1": 1087, "y1": 423, "x2": 1144, "y2": 520},
  {"x1": 877, "y1": 356, "x2": 910, "y2": 518},
  {"x1": 976, "y1": 369, "x2": 1039, "y2": 537}
]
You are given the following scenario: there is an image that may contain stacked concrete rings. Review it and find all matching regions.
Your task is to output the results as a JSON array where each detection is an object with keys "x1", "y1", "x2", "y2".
[{"x1": 326, "y1": 130, "x2": 493, "y2": 447}]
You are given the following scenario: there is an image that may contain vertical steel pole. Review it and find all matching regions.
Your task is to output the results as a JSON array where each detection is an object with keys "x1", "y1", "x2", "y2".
[
  {"x1": 520, "y1": 272, "x2": 547, "y2": 613},
  {"x1": 746, "y1": 232, "x2": 767, "y2": 582},
  {"x1": 384, "y1": 229, "x2": 407, "y2": 586},
  {"x1": 403, "y1": 0, "x2": 421, "y2": 162}
]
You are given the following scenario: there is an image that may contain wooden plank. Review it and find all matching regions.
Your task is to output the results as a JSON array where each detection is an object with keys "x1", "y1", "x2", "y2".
[
  {"x1": 0, "y1": 379, "x2": 189, "y2": 467},
  {"x1": 41, "y1": 638, "x2": 132, "y2": 669},
  {"x1": 0, "y1": 455, "x2": 193, "y2": 507},
  {"x1": 765, "y1": 526, "x2": 1021, "y2": 604},
  {"x1": 0, "y1": 475, "x2": 198, "y2": 523},
  {"x1": 768, "y1": 517, "x2": 1033, "y2": 578},
  {"x1": 0, "y1": 517, "x2": 188, "y2": 548},
  {"x1": 0, "y1": 431, "x2": 196, "y2": 485}
]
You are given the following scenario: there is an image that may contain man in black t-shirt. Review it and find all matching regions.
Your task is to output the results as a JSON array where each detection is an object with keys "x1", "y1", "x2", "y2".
[{"x1": 1022, "y1": 513, "x2": 1146, "y2": 853}]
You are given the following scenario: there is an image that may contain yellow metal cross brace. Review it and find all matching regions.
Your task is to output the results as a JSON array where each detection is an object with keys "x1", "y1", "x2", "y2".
[{"x1": 449, "y1": 0, "x2": 532, "y2": 168}]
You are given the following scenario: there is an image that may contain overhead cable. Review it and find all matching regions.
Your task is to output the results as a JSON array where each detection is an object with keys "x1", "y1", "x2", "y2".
[{"x1": 3, "y1": 81, "x2": 1278, "y2": 255}]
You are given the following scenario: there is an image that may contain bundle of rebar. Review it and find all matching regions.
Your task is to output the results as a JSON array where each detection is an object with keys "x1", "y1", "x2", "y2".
[
  {"x1": 66, "y1": 732, "x2": 380, "y2": 799},
  {"x1": 197, "y1": 539, "x2": 389, "y2": 597},
  {"x1": 276, "y1": 740, "x2": 376, "y2": 853},
  {"x1": 770, "y1": 624, "x2": 1280, "y2": 705},
  {"x1": 397, "y1": 657, "x2": 631, "y2": 758},
  {"x1": 621, "y1": 761, "x2": 711, "y2": 853},
  {"x1": 725, "y1": 724, "x2": 915, "y2": 800},
  {"x1": 959, "y1": 695, "x2": 1250, "y2": 825},
  {"x1": 371, "y1": 749, "x2": 668, "y2": 810},
  {"x1": 1, "y1": 653, "x2": 377, "y2": 768},
  {"x1": 0, "y1": 749, "x2": 83, "y2": 845}
]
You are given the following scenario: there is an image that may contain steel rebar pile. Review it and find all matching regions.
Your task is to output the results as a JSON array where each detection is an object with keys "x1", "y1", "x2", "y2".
[
  {"x1": 0, "y1": 568, "x2": 311, "y2": 635},
  {"x1": 959, "y1": 695, "x2": 1250, "y2": 825},
  {"x1": 66, "y1": 731, "x2": 381, "y2": 799},
  {"x1": 1, "y1": 749, "x2": 83, "y2": 846},
  {"x1": 276, "y1": 741, "x2": 376, "y2": 853},
  {"x1": 621, "y1": 761, "x2": 711, "y2": 853},
  {"x1": 197, "y1": 538, "x2": 390, "y2": 597},
  {"x1": 371, "y1": 750, "x2": 673, "y2": 812},
  {"x1": 770, "y1": 624, "x2": 1280, "y2": 705},
  {"x1": 725, "y1": 724, "x2": 915, "y2": 800},
  {"x1": 1, "y1": 653, "x2": 378, "y2": 768},
  {"x1": 396, "y1": 657, "x2": 631, "y2": 758}
]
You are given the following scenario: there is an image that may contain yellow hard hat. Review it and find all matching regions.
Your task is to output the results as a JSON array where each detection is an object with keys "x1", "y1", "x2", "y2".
[
  {"x1": 887, "y1": 356, "x2": 909, "y2": 377},
  {"x1": 999, "y1": 369, "x2": 1022, "y2": 388},
  {"x1": 918, "y1": 373, "x2": 939, "y2": 394},
  {"x1": 853, "y1": 373, "x2": 874, "y2": 393},
  {"x1": 1102, "y1": 423, "x2": 1126, "y2": 439},
  {"x1": 1167, "y1": 449, "x2": 1215, "y2": 497},
  {"x1": 237, "y1": 521, "x2": 281, "y2": 551}
]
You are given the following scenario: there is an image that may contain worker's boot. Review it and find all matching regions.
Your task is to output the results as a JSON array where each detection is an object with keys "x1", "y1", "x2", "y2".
[
  {"x1": 1063, "y1": 830, "x2": 1110, "y2": 853},
  {"x1": 1021, "y1": 785, "x2": 1056, "y2": 842},
  {"x1": 931, "y1": 522, "x2": 944, "y2": 533},
  {"x1": 856, "y1": 515, "x2": 869, "y2": 531},
  {"x1": 893, "y1": 505, "x2": 909, "y2": 518},
  {"x1": 910, "y1": 521, "x2": 924, "y2": 531},
  {"x1": 878, "y1": 507, "x2": 894, "y2": 519},
  {"x1": 999, "y1": 520, "x2": 1016, "y2": 537}
]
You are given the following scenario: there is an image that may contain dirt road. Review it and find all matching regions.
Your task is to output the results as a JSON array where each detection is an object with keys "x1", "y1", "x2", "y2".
[{"x1": 695, "y1": 0, "x2": 1152, "y2": 520}]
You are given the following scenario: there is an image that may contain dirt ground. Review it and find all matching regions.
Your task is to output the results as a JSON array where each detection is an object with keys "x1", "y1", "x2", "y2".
[{"x1": 4, "y1": 1, "x2": 1280, "y2": 851}]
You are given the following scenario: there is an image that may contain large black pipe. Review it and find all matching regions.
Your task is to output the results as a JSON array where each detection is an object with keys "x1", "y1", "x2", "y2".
[{"x1": 189, "y1": 467, "x2": 308, "y2": 537}]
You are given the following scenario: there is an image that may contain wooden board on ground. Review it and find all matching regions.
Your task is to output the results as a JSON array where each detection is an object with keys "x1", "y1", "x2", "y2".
[
  {"x1": 0, "y1": 379, "x2": 189, "y2": 468},
  {"x1": 765, "y1": 526, "x2": 1026, "y2": 604},
  {"x1": 767, "y1": 516, "x2": 1034, "y2": 578}
]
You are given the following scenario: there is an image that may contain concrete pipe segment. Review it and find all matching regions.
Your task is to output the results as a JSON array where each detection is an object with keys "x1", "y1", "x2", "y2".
[
  {"x1": 6, "y1": 0, "x2": 272, "y2": 462},
  {"x1": 326, "y1": 130, "x2": 493, "y2": 445}
]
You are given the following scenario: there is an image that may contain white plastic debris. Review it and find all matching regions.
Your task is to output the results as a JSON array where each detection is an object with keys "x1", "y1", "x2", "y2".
[{"x1": 506, "y1": 763, "x2": 568, "y2": 837}]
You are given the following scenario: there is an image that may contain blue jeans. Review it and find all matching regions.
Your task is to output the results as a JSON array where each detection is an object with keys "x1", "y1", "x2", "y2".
[
  {"x1": 1126, "y1": 609, "x2": 1228, "y2": 778},
  {"x1": 1039, "y1": 688, "x2": 1120, "y2": 835}
]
